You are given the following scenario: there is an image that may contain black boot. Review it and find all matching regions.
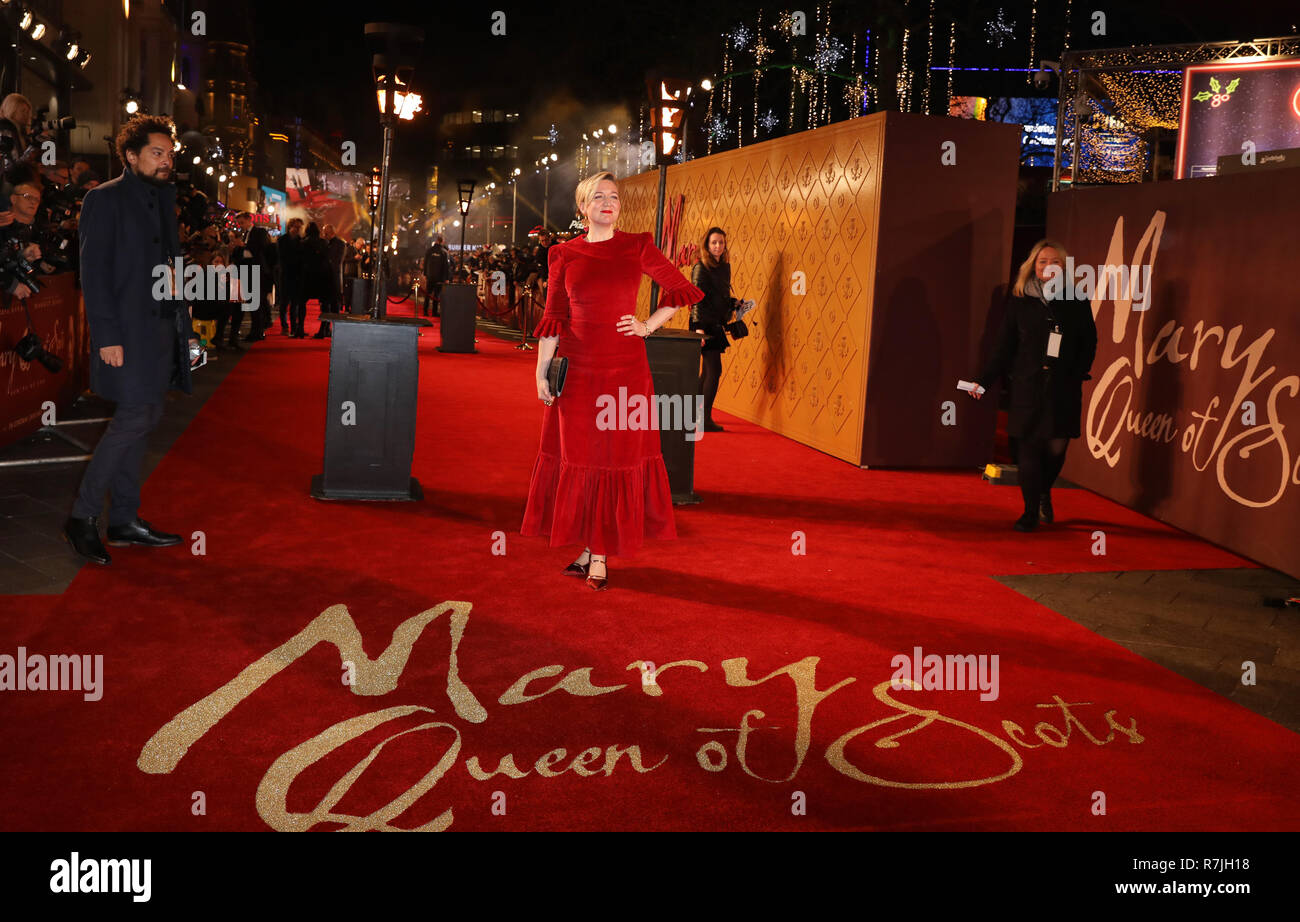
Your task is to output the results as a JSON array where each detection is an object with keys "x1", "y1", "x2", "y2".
[
  {"x1": 63, "y1": 516, "x2": 111, "y2": 564},
  {"x1": 1039, "y1": 491, "x2": 1054, "y2": 523}
]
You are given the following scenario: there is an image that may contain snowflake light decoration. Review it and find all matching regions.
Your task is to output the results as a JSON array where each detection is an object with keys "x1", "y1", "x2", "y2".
[
  {"x1": 811, "y1": 34, "x2": 848, "y2": 72},
  {"x1": 548, "y1": 124, "x2": 558, "y2": 146},
  {"x1": 986, "y1": 9, "x2": 1014, "y2": 48},
  {"x1": 729, "y1": 23, "x2": 754, "y2": 50},
  {"x1": 758, "y1": 109, "x2": 780, "y2": 132},
  {"x1": 706, "y1": 113, "x2": 734, "y2": 142}
]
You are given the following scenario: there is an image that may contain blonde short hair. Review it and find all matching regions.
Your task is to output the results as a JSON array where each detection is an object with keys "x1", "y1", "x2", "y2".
[
  {"x1": 574, "y1": 171, "x2": 617, "y2": 221},
  {"x1": 0, "y1": 93, "x2": 32, "y2": 127}
]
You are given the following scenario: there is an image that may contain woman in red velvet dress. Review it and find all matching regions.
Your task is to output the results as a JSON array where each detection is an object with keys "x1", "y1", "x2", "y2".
[{"x1": 520, "y1": 171, "x2": 704, "y2": 590}]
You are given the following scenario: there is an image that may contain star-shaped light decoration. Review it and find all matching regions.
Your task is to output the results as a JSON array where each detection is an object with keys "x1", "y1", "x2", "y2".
[
  {"x1": 729, "y1": 23, "x2": 754, "y2": 50},
  {"x1": 986, "y1": 8, "x2": 1014, "y2": 49},
  {"x1": 811, "y1": 34, "x2": 848, "y2": 72},
  {"x1": 758, "y1": 109, "x2": 780, "y2": 132},
  {"x1": 706, "y1": 113, "x2": 734, "y2": 142}
]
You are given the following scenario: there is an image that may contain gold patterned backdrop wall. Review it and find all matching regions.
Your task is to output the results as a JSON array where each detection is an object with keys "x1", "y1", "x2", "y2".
[{"x1": 619, "y1": 115, "x2": 885, "y2": 464}]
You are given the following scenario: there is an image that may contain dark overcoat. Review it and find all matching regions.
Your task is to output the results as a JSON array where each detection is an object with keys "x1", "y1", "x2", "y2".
[
  {"x1": 79, "y1": 168, "x2": 191, "y2": 404},
  {"x1": 976, "y1": 292, "x2": 1098, "y2": 440}
]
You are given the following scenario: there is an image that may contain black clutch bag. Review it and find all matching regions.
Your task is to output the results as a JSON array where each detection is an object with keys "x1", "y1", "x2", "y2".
[
  {"x1": 546, "y1": 355, "x2": 569, "y2": 397},
  {"x1": 725, "y1": 319, "x2": 749, "y2": 340}
]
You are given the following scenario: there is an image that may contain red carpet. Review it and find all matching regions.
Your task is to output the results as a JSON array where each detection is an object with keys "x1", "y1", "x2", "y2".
[{"x1": 2, "y1": 301, "x2": 1297, "y2": 831}]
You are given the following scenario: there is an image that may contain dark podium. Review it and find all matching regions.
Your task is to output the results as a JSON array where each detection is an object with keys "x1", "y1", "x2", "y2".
[
  {"x1": 645, "y1": 329, "x2": 703, "y2": 505},
  {"x1": 311, "y1": 313, "x2": 432, "y2": 501},
  {"x1": 438, "y1": 283, "x2": 478, "y2": 353}
]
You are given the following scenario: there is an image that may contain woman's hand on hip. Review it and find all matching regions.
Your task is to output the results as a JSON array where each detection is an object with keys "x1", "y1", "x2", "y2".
[{"x1": 616, "y1": 314, "x2": 648, "y2": 337}]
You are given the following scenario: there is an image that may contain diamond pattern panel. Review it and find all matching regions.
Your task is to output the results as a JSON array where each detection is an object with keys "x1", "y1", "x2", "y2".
[{"x1": 621, "y1": 115, "x2": 885, "y2": 463}]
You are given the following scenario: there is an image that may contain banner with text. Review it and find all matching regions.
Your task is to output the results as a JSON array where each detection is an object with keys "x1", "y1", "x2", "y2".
[{"x1": 1050, "y1": 168, "x2": 1300, "y2": 578}]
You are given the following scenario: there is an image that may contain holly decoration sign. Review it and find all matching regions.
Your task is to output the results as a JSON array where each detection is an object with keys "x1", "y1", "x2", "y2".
[{"x1": 1194, "y1": 76, "x2": 1240, "y2": 107}]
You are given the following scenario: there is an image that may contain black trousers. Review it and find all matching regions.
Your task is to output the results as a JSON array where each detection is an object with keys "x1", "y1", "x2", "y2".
[
  {"x1": 71, "y1": 401, "x2": 166, "y2": 527},
  {"x1": 699, "y1": 348, "x2": 723, "y2": 422},
  {"x1": 279, "y1": 284, "x2": 303, "y2": 330},
  {"x1": 1017, "y1": 437, "x2": 1070, "y2": 516},
  {"x1": 423, "y1": 282, "x2": 443, "y2": 316},
  {"x1": 214, "y1": 302, "x2": 241, "y2": 344}
]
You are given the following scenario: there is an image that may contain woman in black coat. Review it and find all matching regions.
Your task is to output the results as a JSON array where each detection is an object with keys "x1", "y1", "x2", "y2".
[
  {"x1": 301, "y1": 222, "x2": 332, "y2": 338},
  {"x1": 970, "y1": 239, "x2": 1098, "y2": 531},
  {"x1": 690, "y1": 227, "x2": 736, "y2": 432}
]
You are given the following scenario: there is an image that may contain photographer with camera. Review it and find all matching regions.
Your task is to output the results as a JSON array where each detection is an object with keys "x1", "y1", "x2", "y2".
[
  {"x1": 0, "y1": 167, "x2": 45, "y2": 299},
  {"x1": 63, "y1": 114, "x2": 195, "y2": 565},
  {"x1": 0, "y1": 94, "x2": 35, "y2": 167}
]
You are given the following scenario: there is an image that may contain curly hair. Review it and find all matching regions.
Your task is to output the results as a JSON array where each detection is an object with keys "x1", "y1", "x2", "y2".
[{"x1": 115, "y1": 114, "x2": 175, "y2": 167}]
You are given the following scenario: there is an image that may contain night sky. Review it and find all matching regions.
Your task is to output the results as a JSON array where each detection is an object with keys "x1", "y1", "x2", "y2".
[{"x1": 217, "y1": 0, "x2": 1299, "y2": 174}]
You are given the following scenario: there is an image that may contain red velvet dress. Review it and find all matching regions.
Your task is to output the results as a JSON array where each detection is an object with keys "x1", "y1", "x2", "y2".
[{"x1": 520, "y1": 230, "x2": 705, "y2": 556}]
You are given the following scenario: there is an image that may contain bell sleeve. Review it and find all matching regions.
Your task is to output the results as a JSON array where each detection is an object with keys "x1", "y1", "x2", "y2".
[
  {"x1": 532, "y1": 244, "x2": 569, "y2": 338},
  {"x1": 640, "y1": 232, "x2": 704, "y2": 307}
]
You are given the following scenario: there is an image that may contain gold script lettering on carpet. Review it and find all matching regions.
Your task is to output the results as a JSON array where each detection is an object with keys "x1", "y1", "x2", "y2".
[{"x1": 137, "y1": 601, "x2": 1145, "y2": 829}]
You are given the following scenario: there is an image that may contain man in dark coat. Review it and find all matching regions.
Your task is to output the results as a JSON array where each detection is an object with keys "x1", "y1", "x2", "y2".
[
  {"x1": 64, "y1": 115, "x2": 192, "y2": 564},
  {"x1": 277, "y1": 217, "x2": 305, "y2": 336},
  {"x1": 421, "y1": 234, "x2": 450, "y2": 317}
]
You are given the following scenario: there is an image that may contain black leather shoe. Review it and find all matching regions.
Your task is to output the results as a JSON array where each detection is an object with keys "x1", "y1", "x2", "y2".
[
  {"x1": 105, "y1": 518, "x2": 182, "y2": 548},
  {"x1": 1039, "y1": 492, "x2": 1054, "y2": 523},
  {"x1": 1014, "y1": 513, "x2": 1038, "y2": 532},
  {"x1": 63, "y1": 516, "x2": 111, "y2": 565}
]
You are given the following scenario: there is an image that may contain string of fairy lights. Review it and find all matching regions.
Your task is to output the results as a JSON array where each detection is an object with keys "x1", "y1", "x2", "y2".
[{"x1": 607, "y1": 1, "x2": 1191, "y2": 184}]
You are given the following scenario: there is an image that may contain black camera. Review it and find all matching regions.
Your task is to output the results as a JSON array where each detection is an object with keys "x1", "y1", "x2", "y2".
[
  {"x1": 15, "y1": 331, "x2": 62, "y2": 373},
  {"x1": 0, "y1": 237, "x2": 43, "y2": 294},
  {"x1": 32, "y1": 113, "x2": 76, "y2": 136}
]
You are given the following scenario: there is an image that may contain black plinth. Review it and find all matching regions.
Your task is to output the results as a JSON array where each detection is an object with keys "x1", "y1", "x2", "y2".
[
  {"x1": 438, "y1": 283, "x2": 478, "y2": 353},
  {"x1": 311, "y1": 313, "x2": 432, "y2": 501},
  {"x1": 645, "y1": 329, "x2": 703, "y2": 505},
  {"x1": 350, "y1": 278, "x2": 370, "y2": 314}
]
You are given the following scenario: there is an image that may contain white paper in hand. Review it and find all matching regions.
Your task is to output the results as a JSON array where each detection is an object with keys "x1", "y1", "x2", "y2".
[{"x1": 957, "y1": 380, "x2": 985, "y2": 395}]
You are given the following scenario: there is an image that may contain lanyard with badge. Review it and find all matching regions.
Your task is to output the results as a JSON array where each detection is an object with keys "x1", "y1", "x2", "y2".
[{"x1": 1042, "y1": 292, "x2": 1063, "y2": 363}]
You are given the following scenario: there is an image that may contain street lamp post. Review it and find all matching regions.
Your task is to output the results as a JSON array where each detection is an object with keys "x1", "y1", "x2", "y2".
[
  {"x1": 457, "y1": 180, "x2": 475, "y2": 269},
  {"x1": 538, "y1": 152, "x2": 557, "y2": 231},
  {"x1": 313, "y1": 22, "x2": 428, "y2": 504},
  {"x1": 646, "y1": 74, "x2": 693, "y2": 310},
  {"x1": 368, "y1": 26, "x2": 424, "y2": 319},
  {"x1": 510, "y1": 167, "x2": 520, "y2": 244}
]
